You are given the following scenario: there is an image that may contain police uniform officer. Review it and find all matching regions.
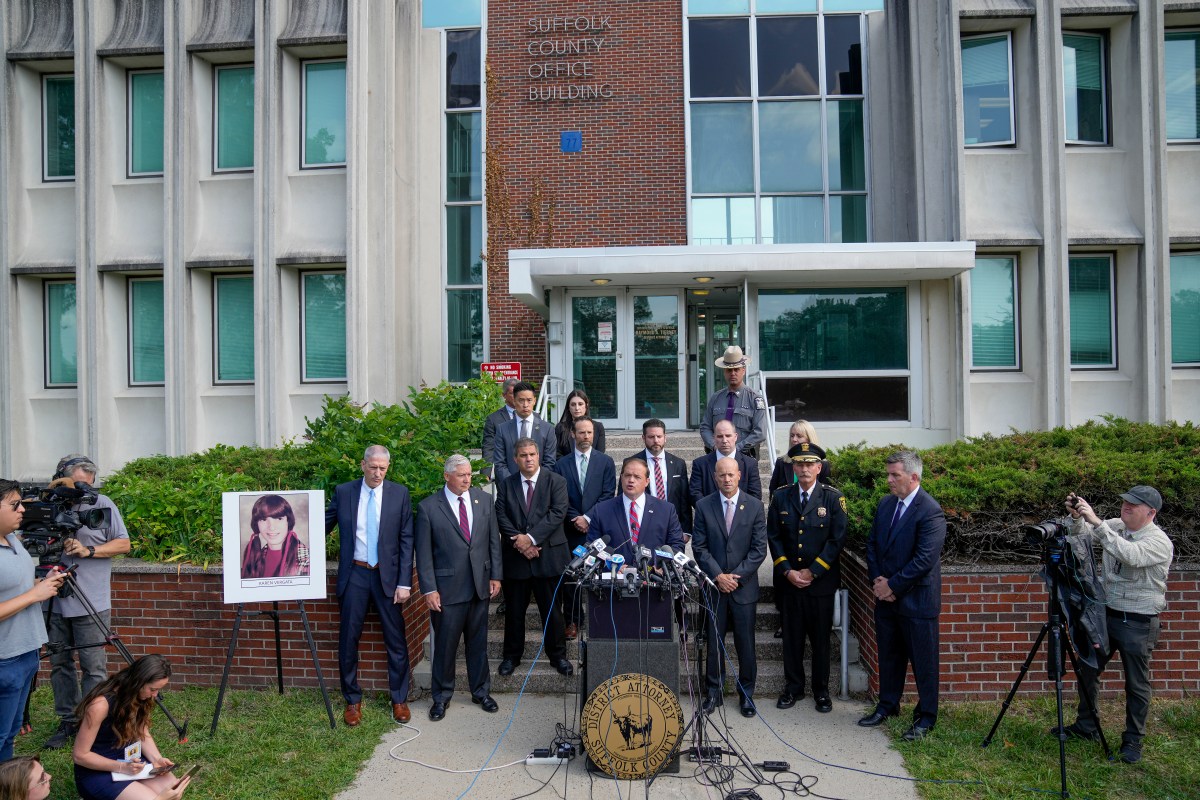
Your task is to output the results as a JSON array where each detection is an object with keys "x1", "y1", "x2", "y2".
[
  {"x1": 700, "y1": 346, "x2": 768, "y2": 460},
  {"x1": 767, "y1": 442, "x2": 848, "y2": 713}
]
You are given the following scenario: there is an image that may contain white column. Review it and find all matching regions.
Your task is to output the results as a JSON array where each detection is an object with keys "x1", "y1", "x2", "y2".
[
  {"x1": 73, "y1": 0, "x2": 101, "y2": 458},
  {"x1": 163, "y1": 0, "x2": 192, "y2": 455}
]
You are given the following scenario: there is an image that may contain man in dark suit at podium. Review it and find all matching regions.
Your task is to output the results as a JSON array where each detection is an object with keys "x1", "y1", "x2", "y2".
[
  {"x1": 690, "y1": 420, "x2": 761, "y2": 508},
  {"x1": 589, "y1": 457, "x2": 686, "y2": 564},
  {"x1": 693, "y1": 457, "x2": 767, "y2": 717},
  {"x1": 416, "y1": 454, "x2": 503, "y2": 721},
  {"x1": 326, "y1": 445, "x2": 414, "y2": 727},
  {"x1": 495, "y1": 438, "x2": 573, "y2": 677},
  {"x1": 554, "y1": 417, "x2": 616, "y2": 639}
]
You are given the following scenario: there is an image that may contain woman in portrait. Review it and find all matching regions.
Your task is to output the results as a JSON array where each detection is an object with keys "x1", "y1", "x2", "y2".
[
  {"x1": 72, "y1": 656, "x2": 192, "y2": 800},
  {"x1": 241, "y1": 495, "x2": 309, "y2": 579},
  {"x1": 555, "y1": 389, "x2": 606, "y2": 456}
]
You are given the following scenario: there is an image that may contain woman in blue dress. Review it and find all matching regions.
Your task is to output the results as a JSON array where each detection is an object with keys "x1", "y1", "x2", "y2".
[{"x1": 72, "y1": 655, "x2": 191, "y2": 800}]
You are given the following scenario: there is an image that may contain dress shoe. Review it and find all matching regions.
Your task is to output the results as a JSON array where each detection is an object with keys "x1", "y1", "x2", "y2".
[
  {"x1": 857, "y1": 709, "x2": 896, "y2": 727},
  {"x1": 44, "y1": 720, "x2": 75, "y2": 749},
  {"x1": 553, "y1": 658, "x2": 574, "y2": 676},
  {"x1": 565, "y1": 623, "x2": 578, "y2": 640},
  {"x1": 814, "y1": 695, "x2": 832, "y2": 713},
  {"x1": 901, "y1": 723, "x2": 933, "y2": 741},
  {"x1": 773, "y1": 626, "x2": 783, "y2": 639},
  {"x1": 1118, "y1": 741, "x2": 1142, "y2": 764},
  {"x1": 776, "y1": 693, "x2": 796, "y2": 710},
  {"x1": 428, "y1": 701, "x2": 447, "y2": 721},
  {"x1": 392, "y1": 702, "x2": 411, "y2": 723},
  {"x1": 498, "y1": 659, "x2": 519, "y2": 676},
  {"x1": 701, "y1": 695, "x2": 723, "y2": 715},
  {"x1": 496, "y1": 601, "x2": 506, "y2": 616},
  {"x1": 1048, "y1": 721, "x2": 1101, "y2": 742},
  {"x1": 473, "y1": 695, "x2": 499, "y2": 713},
  {"x1": 739, "y1": 697, "x2": 756, "y2": 718}
]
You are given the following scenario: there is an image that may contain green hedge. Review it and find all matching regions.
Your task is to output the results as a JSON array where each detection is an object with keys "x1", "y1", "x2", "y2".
[
  {"x1": 830, "y1": 416, "x2": 1200, "y2": 563},
  {"x1": 102, "y1": 377, "x2": 503, "y2": 566}
]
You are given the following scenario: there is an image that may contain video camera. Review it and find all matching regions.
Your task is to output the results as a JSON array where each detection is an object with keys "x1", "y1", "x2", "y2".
[
  {"x1": 19, "y1": 480, "x2": 111, "y2": 574},
  {"x1": 1022, "y1": 517, "x2": 1071, "y2": 566}
]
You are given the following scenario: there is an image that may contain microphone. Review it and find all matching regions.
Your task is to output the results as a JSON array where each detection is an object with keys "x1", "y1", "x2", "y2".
[
  {"x1": 673, "y1": 550, "x2": 717, "y2": 589},
  {"x1": 610, "y1": 554, "x2": 625, "y2": 583},
  {"x1": 566, "y1": 544, "x2": 590, "y2": 574},
  {"x1": 637, "y1": 546, "x2": 654, "y2": 581}
]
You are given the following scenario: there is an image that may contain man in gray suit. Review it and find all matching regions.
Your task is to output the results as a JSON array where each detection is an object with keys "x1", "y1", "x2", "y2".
[
  {"x1": 492, "y1": 382, "x2": 557, "y2": 483},
  {"x1": 416, "y1": 454, "x2": 502, "y2": 721},
  {"x1": 481, "y1": 378, "x2": 519, "y2": 474},
  {"x1": 692, "y1": 457, "x2": 768, "y2": 718}
]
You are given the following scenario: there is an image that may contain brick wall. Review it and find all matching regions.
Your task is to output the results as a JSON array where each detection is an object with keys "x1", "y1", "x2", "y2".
[
  {"x1": 485, "y1": 0, "x2": 687, "y2": 377},
  {"x1": 845, "y1": 554, "x2": 1200, "y2": 701},
  {"x1": 36, "y1": 562, "x2": 430, "y2": 695}
]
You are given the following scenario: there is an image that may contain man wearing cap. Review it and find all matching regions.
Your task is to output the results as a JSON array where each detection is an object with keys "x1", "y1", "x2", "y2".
[
  {"x1": 1057, "y1": 486, "x2": 1174, "y2": 764},
  {"x1": 700, "y1": 346, "x2": 768, "y2": 460},
  {"x1": 767, "y1": 443, "x2": 848, "y2": 714}
]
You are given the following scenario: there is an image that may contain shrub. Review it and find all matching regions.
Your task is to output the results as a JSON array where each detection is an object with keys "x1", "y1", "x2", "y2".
[{"x1": 103, "y1": 377, "x2": 504, "y2": 566}]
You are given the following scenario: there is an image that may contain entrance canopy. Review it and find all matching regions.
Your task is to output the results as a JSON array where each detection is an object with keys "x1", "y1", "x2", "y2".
[{"x1": 509, "y1": 242, "x2": 977, "y2": 314}]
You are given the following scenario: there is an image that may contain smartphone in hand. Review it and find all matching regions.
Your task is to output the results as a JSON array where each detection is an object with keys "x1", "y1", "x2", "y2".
[{"x1": 172, "y1": 765, "x2": 201, "y2": 790}]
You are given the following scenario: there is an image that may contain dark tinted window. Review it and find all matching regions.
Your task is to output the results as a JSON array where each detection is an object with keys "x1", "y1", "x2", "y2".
[
  {"x1": 769, "y1": 377, "x2": 909, "y2": 422},
  {"x1": 824, "y1": 15, "x2": 862, "y2": 95},
  {"x1": 690, "y1": 18, "x2": 751, "y2": 97},
  {"x1": 447, "y1": 29, "x2": 481, "y2": 109},
  {"x1": 757, "y1": 17, "x2": 819, "y2": 97}
]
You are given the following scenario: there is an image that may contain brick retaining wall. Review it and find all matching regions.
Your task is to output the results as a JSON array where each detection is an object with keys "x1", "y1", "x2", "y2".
[{"x1": 844, "y1": 554, "x2": 1200, "y2": 701}]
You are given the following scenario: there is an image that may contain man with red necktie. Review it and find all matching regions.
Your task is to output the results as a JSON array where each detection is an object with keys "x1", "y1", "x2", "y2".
[{"x1": 588, "y1": 457, "x2": 686, "y2": 565}]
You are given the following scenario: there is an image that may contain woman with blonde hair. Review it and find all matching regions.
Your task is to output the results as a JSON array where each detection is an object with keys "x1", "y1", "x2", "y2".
[{"x1": 0, "y1": 756, "x2": 51, "y2": 800}]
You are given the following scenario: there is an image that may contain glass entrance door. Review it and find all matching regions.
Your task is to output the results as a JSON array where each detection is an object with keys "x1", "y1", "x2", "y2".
[{"x1": 567, "y1": 290, "x2": 685, "y2": 429}]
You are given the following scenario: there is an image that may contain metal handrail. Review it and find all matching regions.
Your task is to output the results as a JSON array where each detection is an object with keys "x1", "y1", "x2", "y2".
[{"x1": 536, "y1": 374, "x2": 568, "y2": 423}]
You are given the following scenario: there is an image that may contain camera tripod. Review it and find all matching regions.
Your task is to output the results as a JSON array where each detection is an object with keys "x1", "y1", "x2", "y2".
[
  {"x1": 43, "y1": 567, "x2": 189, "y2": 741},
  {"x1": 981, "y1": 556, "x2": 1110, "y2": 799}
]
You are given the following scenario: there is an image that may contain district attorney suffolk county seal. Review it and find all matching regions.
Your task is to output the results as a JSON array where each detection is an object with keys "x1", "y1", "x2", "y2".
[{"x1": 581, "y1": 672, "x2": 683, "y2": 779}]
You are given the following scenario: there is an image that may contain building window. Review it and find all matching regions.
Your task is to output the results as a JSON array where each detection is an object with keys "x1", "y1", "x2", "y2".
[
  {"x1": 1171, "y1": 253, "x2": 1200, "y2": 365},
  {"x1": 128, "y1": 70, "x2": 165, "y2": 176},
  {"x1": 301, "y1": 59, "x2": 346, "y2": 168},
  {"x1": 1165, "y1": 30, "x2": 1200, "y2": 142},
  {"x1": 301, "y1": 271, "x2": 347, "y2": 382},
  {"x1": 1062, "y1": 32, "x2": 1107, "y2": 145},
  {"x1": 44, "y1": 280, "x2": 77, "y2": 387},
  {"x1": 758, "y1": 287, "x2": 908, "y2": 421},
  {"x1": 1068, "y1": 255, "x2": 1115, "y2": 368},
  {"x1": 214, "y1": 275, "x2": 254, "y2": 383},
  {"x1": 687, "y1": 11, "x2": 869, "y2": 244},
  {"x1": 961, "y1": 32, "x2": 1014, "y2": 146},
  {"x1": 445, "y1": 28, "x2": 483, "y2": 382},
  {"x1": 214, "y1": 65, "x2": 254, "y2": 172},
  {"x1": 971, "y1": 257, "x2": 1019, "y2": 370},
  {"x1": 128, "y1": 278, "x2": 165, "y2": 385},
  {"x1": 43, "y1": 74, "x2": 75, "y2": 181}
]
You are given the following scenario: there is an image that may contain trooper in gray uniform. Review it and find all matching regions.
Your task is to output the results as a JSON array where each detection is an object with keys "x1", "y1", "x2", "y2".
[{"x1": 700, "y1": 345, "x2": 768, "y2": 460}]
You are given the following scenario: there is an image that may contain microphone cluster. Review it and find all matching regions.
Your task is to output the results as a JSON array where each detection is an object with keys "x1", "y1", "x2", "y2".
[{"x1": 565, "y1": 539, "x2": 712, "y2": 598}]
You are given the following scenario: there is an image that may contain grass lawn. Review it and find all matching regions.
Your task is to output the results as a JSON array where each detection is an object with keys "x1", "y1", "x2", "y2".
[
  {"x1": 887, "y1": 696, "x2": 1200, "y2": 800},
  {"x1": 15, "y1": 684, "x2": 394, "y2": 800}
]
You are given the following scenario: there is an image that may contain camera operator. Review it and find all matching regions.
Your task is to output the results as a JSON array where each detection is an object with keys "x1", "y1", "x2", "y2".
[
  {"x1": 42, "y1": 456, "x2": 130, "y2": 751},
  {"x1": 1, "y1": 478, "x2": 67, "y2": 761},
  {"x1": 1058, "y1": 486, "x2": 1174, "y2": 764}
]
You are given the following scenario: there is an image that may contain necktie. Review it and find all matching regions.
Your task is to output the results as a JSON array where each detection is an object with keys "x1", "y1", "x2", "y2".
[
  {"x1": 724, "y1": 391, "x2": 736, "y2": 422},
  {"x1": 525, "y1": 479, "x2": 534, "y2": 511},
  {"x1": 366, "y1": 488, "x2": 379, "y2": 567},
  {"x1": 579, "y1": 454, "x2": 588, "y2": 485},
  {"x1": 653, "y1": 456, "x2": 666, "y2": 500},
  {"x1": 800, "y1": 490, "x2": 809, "y2": 508},
  {"x1": 724, "y1": 498, "x2": 735, "y2": 532},
  {"x1": 458, "y1": 496, "x2": 471, "y2": 541},
  {"x1": 629, "y1": 500, "x2": 640, "y2": 547},
  {"x1": 521, "y1": 418, "x2": 530, "y2": 440},
  {"x1": 889, "y1": 500, "x2": 904, "y2": 531}
]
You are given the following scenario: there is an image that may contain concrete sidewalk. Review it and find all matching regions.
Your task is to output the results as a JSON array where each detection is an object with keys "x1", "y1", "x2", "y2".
[{"x1": 336, "y1": 691, "x2": 917, "y2": 799}]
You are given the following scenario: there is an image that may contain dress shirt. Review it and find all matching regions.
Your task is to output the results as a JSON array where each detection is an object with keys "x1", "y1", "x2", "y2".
[
  {"x1": 515, "y1": 414, "x2": 533, "y2": 439},
  {"x1": 893, "y1": 484, "x2": 921, "y2": 523},
  {"x1": 621, "y1": 493, "x2": 645, "y2": 550},
  {"x1": 356, "y1": 480, "x2": 410, "y2": 590},
  {"x1": 520, "y1": 469, "x2": 542, "y2": 544},
  {"x1": 648, "y1": 452, "x2": 668, "y2": 499},
  {"x1": 575, "y1": 448, "x2": 594, "y2": 523},
  {"x1": 444, "y1": 485, "x2": 474, "y2": 534}
]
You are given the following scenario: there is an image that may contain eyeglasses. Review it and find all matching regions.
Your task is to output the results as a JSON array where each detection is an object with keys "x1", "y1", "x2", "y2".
[
  {"x1": 5, "y1": 501, "x2": 22, "y2": 511},
  {"x1": 33, "y1": 773, "x2": 52, "y2": 787}
]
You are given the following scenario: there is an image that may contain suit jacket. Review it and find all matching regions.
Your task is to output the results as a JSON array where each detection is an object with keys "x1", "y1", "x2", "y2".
[
  {"x1": 767, "y1": 481, "x2": 848, "y2": 597},
  {"x1": 689, "y1": 451, "x2": 761, "y2": 508},
  {"x1": 692, "y1": 491, "x2": 768, "y2": 605},
  {"x1": 589, "y1": 494, "x2": 686, "y2": 564},
  {"x1": 640, "y1": 449, "x2": 693, "y2": 534},
  {"x1": 495, "y1": 469, "x2": 569, "y2": 580},
  {"x1": 415, "y1": 487, "x2": 502, "y2": 605},
  {"x1": 865, "y1": 487, "x2": 947, "y2": 619},
  {"x1": 327, "y1": 479, "x2": 414, "y2": 599},
  {"x1": 492, "y1": 413, "x2": 557, "y2": 482},
  {"x1": 482, "y1": 405, "x2": 515, "y2": 471},
  {"x1": 553, "y1": 449, "x2": 617, "y2": 547}
]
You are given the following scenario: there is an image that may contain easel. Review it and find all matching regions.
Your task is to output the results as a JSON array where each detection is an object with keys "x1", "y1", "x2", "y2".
[{"x1": 210, "y1": 600, "x2": 336, "y2": 733}]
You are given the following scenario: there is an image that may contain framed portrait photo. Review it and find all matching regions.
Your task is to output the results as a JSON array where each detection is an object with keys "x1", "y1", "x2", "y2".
[{"x1": 221, "y1": 490, "x2": 326, "y2": 604}]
